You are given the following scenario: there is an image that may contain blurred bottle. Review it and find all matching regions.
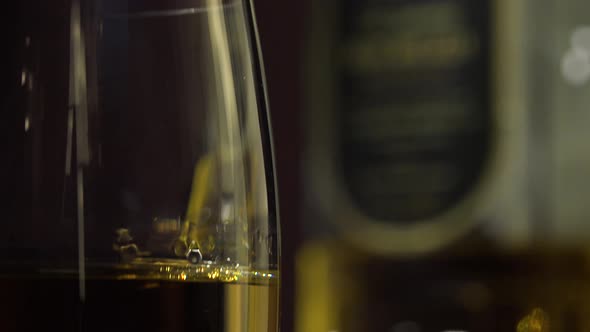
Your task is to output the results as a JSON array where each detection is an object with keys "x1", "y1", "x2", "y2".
[{"x1": 298, "y1": 0, "x2": 590, "y2": 331}]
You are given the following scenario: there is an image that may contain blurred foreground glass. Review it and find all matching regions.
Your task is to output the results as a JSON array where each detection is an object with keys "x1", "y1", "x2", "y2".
[{"x1": 4, "y1": 0, "x2": 278, "y2": 331}]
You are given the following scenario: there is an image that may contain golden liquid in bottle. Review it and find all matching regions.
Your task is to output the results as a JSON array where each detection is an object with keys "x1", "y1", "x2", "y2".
[{"x1": 297, "y1": 242, "x2": 590, "y2": 332}]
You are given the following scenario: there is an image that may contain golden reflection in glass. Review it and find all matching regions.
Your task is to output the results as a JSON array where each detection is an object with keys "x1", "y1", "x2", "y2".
[{"x1": 517, "y1": 308, "x2": 550, "y2": 332}]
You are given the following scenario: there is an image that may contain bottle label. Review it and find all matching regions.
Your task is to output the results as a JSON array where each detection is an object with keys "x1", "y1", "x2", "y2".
[{"x1": 336, "y1": 0, "x2": 491, "y2": 222}]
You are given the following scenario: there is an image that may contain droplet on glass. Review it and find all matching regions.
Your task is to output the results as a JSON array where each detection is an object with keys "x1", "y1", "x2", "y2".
[{"x1": 20, "y1": 70, "x2": 27, "y2": 86}]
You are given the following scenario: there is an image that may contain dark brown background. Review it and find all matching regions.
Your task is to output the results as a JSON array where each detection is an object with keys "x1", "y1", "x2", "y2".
[{"x1": 253, "y1": 2, "x2": 306, "y2": 331}]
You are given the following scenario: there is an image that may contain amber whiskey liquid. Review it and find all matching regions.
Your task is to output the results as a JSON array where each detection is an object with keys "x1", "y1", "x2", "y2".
[{"x1": 0, "y1": 264, "x2": 278, "y2": 332}]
